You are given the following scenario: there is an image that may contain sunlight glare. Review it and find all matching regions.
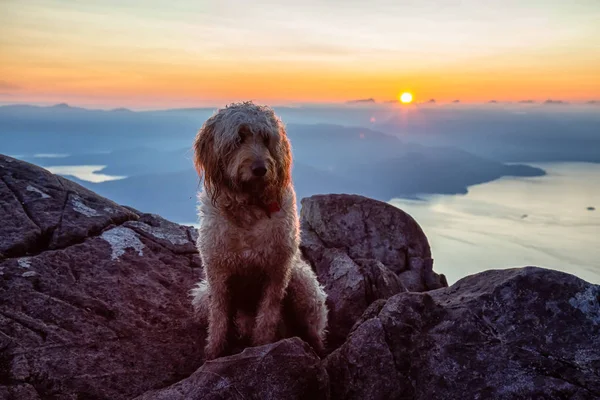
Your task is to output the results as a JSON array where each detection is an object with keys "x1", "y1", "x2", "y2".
[{"x1": 400, "y1": 92, "x2": 413, "y2": 104}]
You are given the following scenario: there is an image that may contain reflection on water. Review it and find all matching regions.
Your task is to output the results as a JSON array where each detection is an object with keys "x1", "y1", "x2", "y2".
[
  {"x1": 391, "y1": 162, "x2": 600, "y2": 285},
  {"x1": 45, "y1": 165, "x2": 126, "y2": 183},
  {"x1": 33, "y1": 153, "x2": 70, "y2": 158}
]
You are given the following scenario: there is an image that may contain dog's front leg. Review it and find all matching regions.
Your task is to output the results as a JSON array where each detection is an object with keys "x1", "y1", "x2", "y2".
[
  {"x1": 204, "y1": 278, "x2": 230, "y2": 360},
  {"x1": 252, "y1": 269, "x2": 290, "y2": 346}
]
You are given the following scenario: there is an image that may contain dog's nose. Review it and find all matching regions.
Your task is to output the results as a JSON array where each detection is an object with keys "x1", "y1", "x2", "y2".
[{"x1": 251, "y1": 161, "x2": 267, "y2": 177}]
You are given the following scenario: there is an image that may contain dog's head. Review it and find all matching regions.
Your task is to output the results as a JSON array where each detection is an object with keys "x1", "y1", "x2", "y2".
[{"x1": 193, "y1": 102, "x2": 292, "y2": 203}]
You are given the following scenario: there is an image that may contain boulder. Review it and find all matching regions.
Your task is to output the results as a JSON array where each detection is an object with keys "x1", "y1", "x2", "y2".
[
  {"x1": 136, "y1": 338, "x2": 329, "y2": 400},
  {"x1": 300, "y1": 194, "x2": 447, "y2": 349},
  {"x1": 300, "y1": 194, "x2": 437, "y2": 277},
  {"x1": 325, "y1": 267, "x2": 600, "y2": 400},
  {"x1": 0, "y1": 155, "x2": 205, "y2": 399}
]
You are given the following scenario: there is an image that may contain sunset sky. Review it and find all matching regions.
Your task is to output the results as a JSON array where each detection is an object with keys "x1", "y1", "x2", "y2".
[{"x1": 1, "y1": 0, "x2": 599, "y2": 109}]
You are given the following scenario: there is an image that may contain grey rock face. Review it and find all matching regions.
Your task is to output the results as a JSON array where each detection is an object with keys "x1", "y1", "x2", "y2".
[
  {"x1": 325, "y1": 267, "x2": 600, "y2": 400},
  {"x1": 0, "y1": 155, "x2": 204, "y2": 399},
  {"x1": 300, "y1": 194, "x2": 447, "y2": 349}
]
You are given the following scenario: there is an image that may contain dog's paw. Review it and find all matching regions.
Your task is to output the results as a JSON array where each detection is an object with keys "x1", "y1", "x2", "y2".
[
  {"x1": 251, "y1": 329, "x2": 276, "y2": 347},
  {"x1": 204, "y1": 348, "x2": 221, "y2": 361},
  {"x1": 204, "y1": 341, "x2": 226, "y2": 361}
]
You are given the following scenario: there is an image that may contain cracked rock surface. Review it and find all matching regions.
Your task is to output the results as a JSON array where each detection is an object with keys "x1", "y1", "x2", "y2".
[
  {"x1": 0, "y1": 155, "x2": 204, "y2": 400},
  {"x1": 324, "y1": 267, "x2": 600, "y2": 400},
  {"x1": 300, "y1": 194, "x2": 447, "y2": 349}
]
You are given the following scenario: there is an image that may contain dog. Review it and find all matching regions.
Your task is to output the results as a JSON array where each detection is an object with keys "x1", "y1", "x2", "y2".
[{"x1": 190, "y1": 102, "x2": 328, "y2": 360}]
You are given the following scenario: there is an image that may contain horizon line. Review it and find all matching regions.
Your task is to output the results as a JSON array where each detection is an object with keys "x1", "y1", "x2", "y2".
[{"x1": 1, "y1": 99, "x2": 598, "y2": 112}]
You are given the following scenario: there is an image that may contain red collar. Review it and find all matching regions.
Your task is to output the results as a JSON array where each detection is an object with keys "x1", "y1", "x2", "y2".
[{"x1": 267, "y1": 202, "x2": 281, "y2": 214}]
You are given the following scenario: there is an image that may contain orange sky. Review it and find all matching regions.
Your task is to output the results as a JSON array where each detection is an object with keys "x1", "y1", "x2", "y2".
[{"x1": 1, "y1": 0, "x2": 599, "y2": 109}]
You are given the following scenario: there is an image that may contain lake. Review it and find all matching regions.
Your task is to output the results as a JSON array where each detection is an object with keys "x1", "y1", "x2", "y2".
[
  {"x1": 44, "y1": 165, "x2": 127, "y2": 183},
  {"x1": 390, "y1": 162, "x2": 600, "y2": 285}
]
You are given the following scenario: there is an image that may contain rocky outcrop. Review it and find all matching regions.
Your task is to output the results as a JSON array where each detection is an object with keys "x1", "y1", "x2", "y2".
[
  {"x1": 0, "y1": 155, "x2": 204, "y2": 399},
  {"x1": 325, "y1": 267, "x2": 600, "y2": 399},
  {"x1": 136, "y1": 338, "x2": 329, "y2": 400},
  {"x1": 0, "y1": 155, "x2": 139, "y2": 258},
  {"x1": 300, "y1": 194, "x2": 447, "y2": 349},
  {"x1": 2, "y1": 154, "x2": 599, "y2": 400}
]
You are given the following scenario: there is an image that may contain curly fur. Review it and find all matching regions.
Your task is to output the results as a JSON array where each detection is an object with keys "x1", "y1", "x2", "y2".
[{"x1": 190, "y1": 102, "x2": 328, "y2": 360}]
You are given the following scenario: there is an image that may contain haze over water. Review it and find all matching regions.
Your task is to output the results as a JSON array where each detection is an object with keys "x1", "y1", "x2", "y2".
[{"x1": 391, "y1": 162, "x2": 600, "y2": 284}]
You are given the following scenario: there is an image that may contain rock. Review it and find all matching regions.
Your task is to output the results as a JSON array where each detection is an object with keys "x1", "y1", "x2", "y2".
[
  {"x1": 0, "y1": 155, "x2": 205, "y2": 399},
  {"x1": 0, "y1": 176, "x2": 40, "y2": 259},
  {"x1": 136, "y1": 338, "x2": 330, "y2": 400},
  {"x1": 309, "y1": 248, "x2": 407, "y2": 349},
  {"x1": 300, "y1": 194, "x2": 435, "y2": 276},
  {"x1": 124, "y1": 213, "x2": 198, "y2": 254},
  {"x1": 300, "y1": 194, "x2": 446, "y2": 349},
  {"x1": 0, "y1": 154, "x2": 138, "y2": 257},
  {"x1": 325, "y1": 318, "x2": 404, "y2": 400},
  {"x1": 325, "y1": 267, "x2": 600, "y2": 399},
  {"x1": 0, "y1": 383, "x2": 42, "y2": 400}
]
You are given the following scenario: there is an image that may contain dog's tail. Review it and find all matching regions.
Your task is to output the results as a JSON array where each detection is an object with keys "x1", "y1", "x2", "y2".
[{"x1": 189, "y1": 280, "x2": 210, "y2": 322}]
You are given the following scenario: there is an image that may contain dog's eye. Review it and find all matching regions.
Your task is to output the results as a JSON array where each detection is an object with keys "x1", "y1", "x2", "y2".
[{"x1": 238, "y1": 128, "x2": 249, "y2": 143}]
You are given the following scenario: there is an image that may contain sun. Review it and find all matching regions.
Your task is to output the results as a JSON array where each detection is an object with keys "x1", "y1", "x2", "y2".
[{"x1": 400, "y1": 92, "x2": 413, "y2": 104}]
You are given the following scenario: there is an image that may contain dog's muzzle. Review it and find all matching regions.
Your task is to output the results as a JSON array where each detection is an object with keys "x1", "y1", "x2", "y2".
[{"x1": 251, "y1": 160, "x2": 267, "y2": 177}]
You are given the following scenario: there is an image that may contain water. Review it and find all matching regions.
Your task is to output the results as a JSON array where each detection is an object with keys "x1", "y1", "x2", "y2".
[
  {"x1": 33, "y1": 153, "x2": 70, "y2": 158},
  {"x1": 44, "y1": 165, "x2": 126, "y2": 183},
  {"x1": 390, "y1": 163, "x2": 600, "y2": 285}
]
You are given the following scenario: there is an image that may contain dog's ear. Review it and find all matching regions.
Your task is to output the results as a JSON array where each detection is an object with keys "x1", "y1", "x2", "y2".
[
  {"x1": 193, "y1": 117, "x2": 224, "y2": 201},
  {"x1": 275, "y1": 123, "x2": 292, "y2": 195}
]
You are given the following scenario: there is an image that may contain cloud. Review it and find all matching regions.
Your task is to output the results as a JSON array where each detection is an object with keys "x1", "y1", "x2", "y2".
[
  {"x1": 488, "y1": 100, "x2": 498, "y2": 104},
  {"x1": 426, "y1": 99, "x2": 436, "y2": 103},
  {"x1": 346, "y1": 98, "x2": 376, "y2": 104},
  {"x1": 452, "y1": 100, "x2": 460, "y2": 103},
  {"x1": 519, "y1": 100, "x2": 535, "y2": 103},
  {"x1": 544, "y1": 99, "x2": 567, "y2": 105},
  {"x1": 0, "y1": 81, "x2": 20, "y2": 90}
]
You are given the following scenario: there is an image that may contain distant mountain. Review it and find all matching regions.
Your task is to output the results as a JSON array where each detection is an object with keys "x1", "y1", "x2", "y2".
[
  {"x1": 3, "y1": 100, "x2": 600, "y2": 170},
  {"x1": 377, "y1": 106, "x2": 600, "y2": 163},
  {"x1": 15, "y1": 120, "x2": 546, "y2": 222},
  {"x1": 21, "y1": 147, "x2": 194, "y2": 176},
  {"x1": 12, "y1": 100, "x2": 600, "y2": 224},
  {"x1": 0, "y1": 103, "x2": 200, "y2": 153},
  {"x1": 336, "y1": 146, "x2": 544, "y2": 199},
  {"x1": 80, "y1": 169, "x2": 200, "y2": 222}
]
